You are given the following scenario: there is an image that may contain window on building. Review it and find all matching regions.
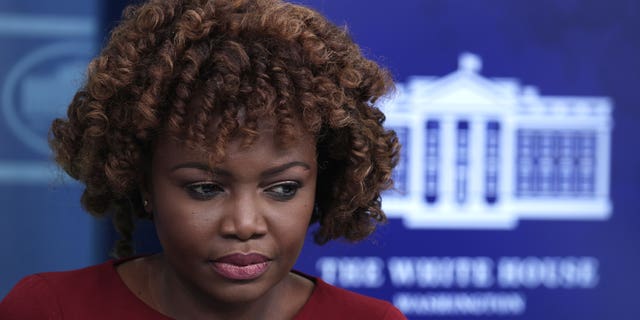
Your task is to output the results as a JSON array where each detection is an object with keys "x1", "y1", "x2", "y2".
[
  {"x1": 387, "y1": 126, "x2": 409, "y2": 196},
  {"x1": 485, "y1": 121, "x2": 500, "y2": 204},
  {"x1": 516, "y1": 129, "x2": 596, "y2": 197},
  {"x1": 425, "y1": 120, "x2": 439, "y2": 203},
  {"x1": 575, "y1": 131, "x2": 596, "y2": 195},
  {"x1": 516, "y1": 130, "x2": 533, "y2": 196},
  {"x1": 456, "y1": 120, "x2": 469, "y2": 204}
]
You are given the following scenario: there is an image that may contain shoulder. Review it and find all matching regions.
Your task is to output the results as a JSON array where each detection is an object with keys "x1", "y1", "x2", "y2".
[
  {"x1": 0, "y1": 260, "x2": 118, "y2": 320},
  {"x1": 294, "y1": 272, "x2": 406, "y2": 320},
  {"x1": 0, "y1": 274, "x2": 63, "y2": 319}
]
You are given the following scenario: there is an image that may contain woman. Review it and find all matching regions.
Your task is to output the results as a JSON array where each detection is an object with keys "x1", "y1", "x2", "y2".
[{"x1": 0, "y1": 0, "x2": 403, "y2": 318}]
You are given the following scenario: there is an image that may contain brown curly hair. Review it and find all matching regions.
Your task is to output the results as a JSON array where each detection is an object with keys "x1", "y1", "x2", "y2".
[{"x1": 50, "y1": 0, "x2": 399, "y2": 258}]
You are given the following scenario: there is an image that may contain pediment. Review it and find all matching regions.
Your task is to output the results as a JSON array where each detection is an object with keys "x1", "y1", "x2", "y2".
[
  {"x1": 429, "y1": 84, "x2": 497, "y2": 105},
  {"x1": 417, "y1": 72, "x2": 513, "y2": 106},
  {"x1": 386, "y1": 53, "x2": 522, "y2": 114}
]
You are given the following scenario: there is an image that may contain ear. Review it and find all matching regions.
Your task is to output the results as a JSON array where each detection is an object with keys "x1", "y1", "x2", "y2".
[
  {"x1": 141, "y1": 190, "x2": 153, "y2": 214},
  {"x1": 139, "y1": 173, "x2": 153, "y2": 214},
  {"x1": 143, "y1": 196, "x2": 152, "y2": 213},
  {"x1": 139, "y1": 156, "x2": 155, "y2": 215}
]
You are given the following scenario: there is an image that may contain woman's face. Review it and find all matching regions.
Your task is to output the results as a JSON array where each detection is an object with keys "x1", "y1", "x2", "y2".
[{"x1": 148, "y1": 123, "x2": 317, "y2": 304}]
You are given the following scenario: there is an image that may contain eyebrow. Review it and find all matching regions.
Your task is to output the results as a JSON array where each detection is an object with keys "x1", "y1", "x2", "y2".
[
  {"x1": 260, "y1": 161, "x2": 311, "y2": 179},
  {"x1": 170, "y1": 161, "x2": 311, "y2": 179}
]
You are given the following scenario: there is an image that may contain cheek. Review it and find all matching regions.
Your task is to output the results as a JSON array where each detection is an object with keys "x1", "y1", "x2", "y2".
[
  {"x1": 272, "y1": 198, "x2": 314, "y2": 246},
  {"x1": 152, "y1": 187, "x2": 214, "y2": 252}
]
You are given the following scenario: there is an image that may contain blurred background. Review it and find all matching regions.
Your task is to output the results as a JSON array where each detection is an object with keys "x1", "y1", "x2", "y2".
[{"x1": 1, "y1": 0, "x2": 639, "y2": 318}]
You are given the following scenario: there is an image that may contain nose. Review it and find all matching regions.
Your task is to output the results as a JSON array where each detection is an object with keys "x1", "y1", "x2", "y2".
[{"x1": 219, "y1": 192, "x2": 268, "y2": 241}]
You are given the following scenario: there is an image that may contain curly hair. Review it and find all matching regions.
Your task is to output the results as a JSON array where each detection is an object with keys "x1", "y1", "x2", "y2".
[{"x1": 50, "y1": 0, "x2": 399, "y2": 258}]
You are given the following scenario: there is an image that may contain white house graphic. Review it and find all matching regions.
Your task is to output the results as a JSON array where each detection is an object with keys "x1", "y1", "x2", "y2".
[{"x1": 381, "y1": 53, "x2": 613, "y2": 229}]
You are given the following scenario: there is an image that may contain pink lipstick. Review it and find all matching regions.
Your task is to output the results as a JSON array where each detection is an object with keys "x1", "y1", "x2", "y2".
[{"x1": 211, "y1": 253, "x2": 271, "y2": 280}]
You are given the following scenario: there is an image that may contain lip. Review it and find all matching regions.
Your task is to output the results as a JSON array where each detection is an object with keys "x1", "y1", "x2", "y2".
[{"x1": 210, "y1": 253, "x2": 272, "y2": 281}]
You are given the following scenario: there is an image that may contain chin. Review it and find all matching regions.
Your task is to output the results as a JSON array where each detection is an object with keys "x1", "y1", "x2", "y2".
[
  {"x1": 203, "y1": 275, "x2": 280, "y2": 305},
  {"x1": 187, "y1": 263, "x2": 284, "y2": 303}
]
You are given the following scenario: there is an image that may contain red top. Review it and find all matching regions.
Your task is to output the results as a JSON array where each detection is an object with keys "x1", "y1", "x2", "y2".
[{"x1": 0, "y1": 259, "x2": 405, "y2": 320}]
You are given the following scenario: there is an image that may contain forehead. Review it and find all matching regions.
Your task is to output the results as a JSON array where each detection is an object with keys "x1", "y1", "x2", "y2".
[{"x1": 153, "y1": 123, "x2": 317, "y2": 167}]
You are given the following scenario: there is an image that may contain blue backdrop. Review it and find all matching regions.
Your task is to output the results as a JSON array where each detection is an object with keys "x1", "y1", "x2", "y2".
[{"x1": 1, "y1": 0, "x2": 639, "y2": 319}]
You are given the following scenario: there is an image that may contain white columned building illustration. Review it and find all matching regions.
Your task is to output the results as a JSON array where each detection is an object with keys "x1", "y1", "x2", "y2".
[{"x1": 381, "y1": 53, "x2": 613, "y2": 229}]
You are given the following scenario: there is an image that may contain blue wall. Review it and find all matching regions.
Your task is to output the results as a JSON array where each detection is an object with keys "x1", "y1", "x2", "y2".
[{"x1": 0, "y1": 0, "x2": 99, "y2": 299}]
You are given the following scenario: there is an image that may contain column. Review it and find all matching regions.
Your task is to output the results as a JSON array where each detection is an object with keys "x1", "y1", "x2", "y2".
[
  {"x1": 467, "y1": 115, "x2": 486, "y2": 211},
  {"x1": 438, "y1": 115, "x2": 456, "y2": 211},
  {"x1": 595, "y1": 127, "x2": 611, "y2": 200},
  {"x1": 500, "y1": 116, "x2": 516, "y2": 210},
  {"x1": 411, "y1": 115, "x2": 425, "y2": 205}
]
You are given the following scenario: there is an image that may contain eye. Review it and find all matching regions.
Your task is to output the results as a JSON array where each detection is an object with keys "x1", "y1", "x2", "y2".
[
  {"x1": 185, "y1": 182, "x2": 224, "y2": 200},
  {"x1": 265, "y1": 181, "x2": 300, "y2": 200}
]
